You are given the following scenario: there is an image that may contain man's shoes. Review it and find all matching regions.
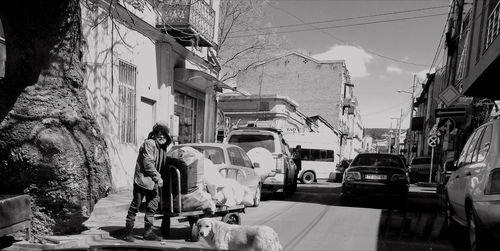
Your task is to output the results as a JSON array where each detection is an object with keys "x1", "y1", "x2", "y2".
[
  {"x1": 143, "y1": 226, "x2": 161, "y2": 241},
  {"x1": 122, "y1": 227, "x2": 135, "y2": 242}
]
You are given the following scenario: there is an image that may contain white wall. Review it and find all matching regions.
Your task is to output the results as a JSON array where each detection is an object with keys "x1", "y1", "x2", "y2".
[{"x1": 82, "y1": 4, "x2": 174, "y2": 191}]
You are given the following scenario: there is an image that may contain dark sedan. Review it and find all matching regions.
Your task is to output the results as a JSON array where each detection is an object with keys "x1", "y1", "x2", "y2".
[{"x1": 341, "y1": 153, "x2": 409, "y2": 206}]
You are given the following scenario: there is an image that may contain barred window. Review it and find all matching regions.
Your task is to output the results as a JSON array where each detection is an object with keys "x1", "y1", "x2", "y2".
[{"x1": 118, "y1": 60, "x2": 137, "y2": 144}]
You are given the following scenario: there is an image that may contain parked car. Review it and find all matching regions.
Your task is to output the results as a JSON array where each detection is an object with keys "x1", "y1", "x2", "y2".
[
  {"x1": 225, "y1": 127, "x2": 297, "y2": 197},
  {"x1": 333, "y1": 159, "x2": 352, "y2": 182},
  {"x1": 341, "y1": 153, "x2": 409, "y2": 206},
  {"x1": 407, "y1": 156, "x2": 440, "y2": 183},
  {"x1": 445, "y1": 118, "x2": 500, "y2": 251},
  {"x1": 169, "y1": 143, "x2": 263, "y2": 207}
]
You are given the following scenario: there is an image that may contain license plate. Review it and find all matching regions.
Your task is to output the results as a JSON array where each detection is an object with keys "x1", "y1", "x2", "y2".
[{"x1": 365, "y1": 174, "x2": 387, "y2": 180}]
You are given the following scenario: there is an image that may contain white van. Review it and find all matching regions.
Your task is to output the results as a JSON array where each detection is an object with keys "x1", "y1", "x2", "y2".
[{"x1": 284, "y1": 133, "x2": 337, "y2": 184}]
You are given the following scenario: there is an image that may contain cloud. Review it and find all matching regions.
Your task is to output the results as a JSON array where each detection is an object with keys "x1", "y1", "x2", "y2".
[
  {"x1": 414, "y1": 68, "x2": 435, "y2": 82},
  {"x1": 312, "y1": 45, "x2": 373, "y2": 78},
  {"x1": 386, "y1": 65, "x2": 403, "y2": 74}
]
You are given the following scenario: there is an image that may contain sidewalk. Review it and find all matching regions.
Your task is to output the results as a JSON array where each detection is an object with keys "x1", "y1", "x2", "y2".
[{"x1": 7, "y1": 190, "x2": 209, "y2": 250}]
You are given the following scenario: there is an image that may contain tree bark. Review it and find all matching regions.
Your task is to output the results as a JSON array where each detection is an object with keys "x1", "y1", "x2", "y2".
[{"x1": 0, "y1": 0, "x2": 111, "y2": 235}]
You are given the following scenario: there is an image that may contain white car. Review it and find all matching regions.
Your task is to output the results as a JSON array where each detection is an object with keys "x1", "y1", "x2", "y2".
[
  {"x1": 225, "y1": 127, "x2": 297, "y2": 197},
  {"x1": 445, "y1": 118, "x2": 500, "y2": 251}
]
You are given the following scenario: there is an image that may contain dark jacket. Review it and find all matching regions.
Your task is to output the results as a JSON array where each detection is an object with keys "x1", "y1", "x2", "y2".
[{"x1": 134, "y1": 139, "x2": 167, "y2": 190}]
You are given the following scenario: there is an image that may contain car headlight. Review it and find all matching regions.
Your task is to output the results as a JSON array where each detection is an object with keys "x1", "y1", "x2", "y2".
[
  {"x1": 391, "y1": 174, "x2": 408, "y2": 183},
  {"x1": 344, "y1": 171, "x2": 361, "y2": 181},
  {"x1": 485, "y1": 168, "x2": 500, "y2": 195}
]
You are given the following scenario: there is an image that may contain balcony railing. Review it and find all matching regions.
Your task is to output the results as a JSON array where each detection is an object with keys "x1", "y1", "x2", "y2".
[
  {"x1": 486, "y1": 0, "x2": 500, "y2": 49},
  {"x1": 156, "y1": 0, "x2": 215, "y2": 47}
]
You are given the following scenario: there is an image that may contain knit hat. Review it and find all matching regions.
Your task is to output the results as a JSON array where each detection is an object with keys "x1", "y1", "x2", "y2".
[{"x1": 152, "y1": 120, "x2": 172, "y2": 146}]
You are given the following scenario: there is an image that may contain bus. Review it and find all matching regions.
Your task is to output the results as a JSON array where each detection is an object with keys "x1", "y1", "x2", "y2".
[{"x1": 283, "y1": 133, "x2": 338, "y2": 184}]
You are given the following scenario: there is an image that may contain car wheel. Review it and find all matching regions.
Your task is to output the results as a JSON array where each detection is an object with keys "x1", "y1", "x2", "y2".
[
  {"x1": 253, "y1": 184, "x2": 261, "y2": 207},
  {"x1": 301, "y1": 171, "x2": 315, "y2": 184},
  {"x1": 467, "y1": 205, "x2": 487, "y2": 251}
]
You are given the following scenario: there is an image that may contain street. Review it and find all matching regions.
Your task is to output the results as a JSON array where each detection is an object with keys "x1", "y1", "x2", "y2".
[
  {"x1": 244, "y1": 181, "x2": 466, "y2": 251},
  {"x1": 131, "y1": 181, "x2": 469, "y2": 250},
  {"x1": 2, "y1": 180, "x2": 471, "y2": 251}
]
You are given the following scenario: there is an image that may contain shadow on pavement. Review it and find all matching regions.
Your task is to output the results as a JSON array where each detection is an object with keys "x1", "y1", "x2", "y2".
[
  {"x1": 262, "y1": 183, "x2": 342, "y2": 207},
  {"x1": 103, "y1": 224, "x2": 193, "y2": 242}
]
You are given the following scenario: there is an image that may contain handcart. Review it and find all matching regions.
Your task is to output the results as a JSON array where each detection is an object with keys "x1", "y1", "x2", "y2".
[{"x1": 158, "y1": 165, "x2": 246, "y2": 241}]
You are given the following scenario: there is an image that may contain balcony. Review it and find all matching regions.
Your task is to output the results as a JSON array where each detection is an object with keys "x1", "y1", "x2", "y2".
[
  {"x1": 156, "y1": 0, "x2": 215, "y2": 47},
  {"x1": 461, "y1": 0, "x2": 500, "y2": 99}
]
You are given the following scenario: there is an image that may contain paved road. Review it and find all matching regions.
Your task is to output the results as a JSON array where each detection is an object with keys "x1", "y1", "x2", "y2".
[
  {"x1": 4, "y1": 181, "x2": 470, "y2": 250},
  {"x1": 166, "y1": 181, "x2": 468, "y2": 250},
  {"x1": 243, "y1": 181, "x2": 466, "y2": 251}
]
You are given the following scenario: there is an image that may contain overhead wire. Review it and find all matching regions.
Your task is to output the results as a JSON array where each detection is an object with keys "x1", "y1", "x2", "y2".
[
  {"x1": 228, "y1": 13, "x2": 448, "y2": 39},
  {"x1": 427, "y1": 3, "x2": 453, "y2": 74},
  {"x1": 258, "y1": 1, "x2": 441, "y2": 67},
  {"x1": 232, "y1": 5, "x2": 449, "y2": 33}
]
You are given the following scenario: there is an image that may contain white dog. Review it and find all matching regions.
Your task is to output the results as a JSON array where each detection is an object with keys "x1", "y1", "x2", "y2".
[{"x1": 193, "y1": 217, "x2": 282, "y2": 251}]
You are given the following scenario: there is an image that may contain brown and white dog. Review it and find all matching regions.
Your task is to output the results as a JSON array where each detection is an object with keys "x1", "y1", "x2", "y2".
[{"x1": 193, "y1": 217, "x2": 282, "y2": 251}]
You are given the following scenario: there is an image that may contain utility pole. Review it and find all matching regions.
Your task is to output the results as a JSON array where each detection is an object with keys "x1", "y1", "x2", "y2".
[
  {"x1": 391, "y1": 116, "x2": 402, "y2": 154},
  {"x1": 408, "y1": 74, "x2": 416, "y2": 160}
]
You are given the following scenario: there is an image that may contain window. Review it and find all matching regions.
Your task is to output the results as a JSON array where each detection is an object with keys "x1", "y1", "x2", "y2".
[
  {"x1": 191, "y1": 146, "x2": 225, "y2": 164},
  {"x1": 238, "y1": 148, "x2": 253, "y2": 168},
  {"x1": 464, "y1": 127, "x2": 484, "y2": 164},
  {"x1": 0, "y1": 18, "x2": 5, "y2": 79},
  {"x1": 118, "y1": 60, "x2": 137, "y2": 144},
  {"x1": 477, "y1": 125, "x2": 492, "y2": 162},
  {"x1": 458, "y1": 131, "x2": 475, "y2": 167},
  {"x1": 299, "y1": 148, "x2": 334, "y2": 162},
  {"x1": 175, "y1": 92, "x2": 198, "y2": 144},
  {"x1": 228, "y1": 134, "x2": 275, "y2": 152},
  {"x1": 227, "y1": 147, "x2": 245, "y2": 167},
  {"x1": 351, "y1": 154, "x2": 404, "y2": 168}
]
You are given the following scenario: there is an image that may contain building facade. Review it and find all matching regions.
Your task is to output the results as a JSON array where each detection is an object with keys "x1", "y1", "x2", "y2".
[
  {"x1": 236, "y1": 51, "x2": 357, "y2": 131},
  {"x1": 82, "y1": 0, "x2": 223, "y2": 191},
  {"x1": 405, "y1": 0, "x2": 499, "y2": 172},
  {"x1": 235, "y1": 51, "x2": 360, "y2": 161},
  {"x1": 218, "y1": 94, "x2": 313, "y2": 134}
]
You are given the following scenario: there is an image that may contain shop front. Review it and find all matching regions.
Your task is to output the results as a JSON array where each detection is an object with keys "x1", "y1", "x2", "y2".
[{"x1": 173, "y1": 68, "x2": 229, "y2": 144}]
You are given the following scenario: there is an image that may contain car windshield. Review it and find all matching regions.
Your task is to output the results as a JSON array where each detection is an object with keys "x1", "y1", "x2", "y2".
[
  {"x1": 351, "y1": 155, "x2": 404, "y2": 168},
  {"x1": 228, "y1": 134, "x2": 275, "y2": 153},
  {"x1": 170, "y1": 146, "x2": 225, "y2": 164}
]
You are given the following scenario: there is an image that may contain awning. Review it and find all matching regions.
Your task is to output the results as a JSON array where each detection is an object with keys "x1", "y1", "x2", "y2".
[{"x1": 174, "y1": 68, "x2": 231, "y2": 93}]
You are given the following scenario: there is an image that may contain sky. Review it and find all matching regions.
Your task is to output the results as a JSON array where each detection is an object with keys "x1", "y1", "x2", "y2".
[{"x1": 256, "y1": 0, "x2": 450, "y2": 128}]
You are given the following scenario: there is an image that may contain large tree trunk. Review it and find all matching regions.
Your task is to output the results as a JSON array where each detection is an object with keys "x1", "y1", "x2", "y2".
[{"x1": 0, "y1": 0, "x2": 111, "y2": 235}]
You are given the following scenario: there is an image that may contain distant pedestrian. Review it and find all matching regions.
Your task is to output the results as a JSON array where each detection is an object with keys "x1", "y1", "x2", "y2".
[
  {"x1": 292, "y1": 145, "x2": 302, "y2": 185},
  {"x1": 123, "y1": 121, "x2": 172, "y2": 242}
]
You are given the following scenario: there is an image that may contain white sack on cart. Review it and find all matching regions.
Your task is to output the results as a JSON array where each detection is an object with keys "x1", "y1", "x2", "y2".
[{"x1": 204, "y1": 158, "x2": 247, "y2": 207}]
